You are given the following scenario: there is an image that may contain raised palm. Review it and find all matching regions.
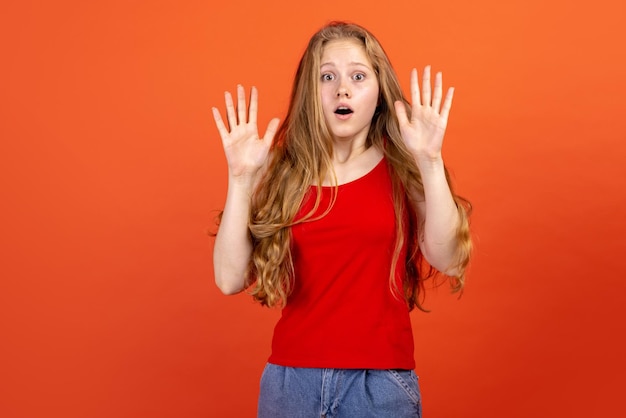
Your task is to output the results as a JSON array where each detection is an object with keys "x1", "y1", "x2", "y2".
[
  {"x1": 212, "y1": 85, "x2": 279, "y2": 179},
  {"x1": 394, "y1": 66, "x2": 454, "y2": 166}
]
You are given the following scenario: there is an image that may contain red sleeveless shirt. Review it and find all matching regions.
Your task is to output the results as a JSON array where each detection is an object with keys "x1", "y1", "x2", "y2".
[{"x1": 268, "y1": 157, "x2": 416, "y2": 370}]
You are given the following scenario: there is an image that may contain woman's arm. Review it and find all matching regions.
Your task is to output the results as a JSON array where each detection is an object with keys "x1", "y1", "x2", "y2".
[
  {"x1": 394, "y1": 66, "x2": 462, "y2": 275},
  {"x1": 413, "y1": 159, "x2": 461, "y2": 276},
  {"x1": 212, "y1": 85, "x2": 279, "y2": 294},
  {"x1": 213, "y1": 175, "x2": 257, "y2": 295}
]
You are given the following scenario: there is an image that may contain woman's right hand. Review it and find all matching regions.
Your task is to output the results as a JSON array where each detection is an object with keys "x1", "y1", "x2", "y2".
[{"x1": 212, "y1": 85, "x2": 280, "y2": 181}]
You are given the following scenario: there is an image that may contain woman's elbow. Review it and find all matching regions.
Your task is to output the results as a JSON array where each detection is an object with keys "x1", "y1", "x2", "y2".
[
  {"x1": 422, "y1": 245, "x2": 459, "y2": 277},
  {"x1": 214, "y1": 273, "x2": 246, "y2": 295}
]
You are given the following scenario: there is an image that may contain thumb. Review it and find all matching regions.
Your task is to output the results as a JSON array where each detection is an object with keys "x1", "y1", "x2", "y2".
[
  {"x1": 263, "y1": 118, "x2": 280, "y2": 145},
  {"x1": 394, "y1": 101, "x2": 409, "y2": 126}
]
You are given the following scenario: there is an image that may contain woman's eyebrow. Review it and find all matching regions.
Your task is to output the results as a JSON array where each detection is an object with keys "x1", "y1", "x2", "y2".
[{"x1": 320, "y1": 61, "x2": 371, "y2": 68}]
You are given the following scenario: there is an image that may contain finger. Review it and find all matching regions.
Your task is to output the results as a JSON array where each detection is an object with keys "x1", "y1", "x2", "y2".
[
  {"x1": 440, "y1": 87, "x2": 455, "y2": 122},
  {"x1": 249, "y1": 86, "x2": 258, "y2": 126},
  {"x1": 237, "y1": 84, "x2": 247, "y2": 124},
  {"x1": 212, "y1": 107, "x2": 229, "y2": 139},
  {"x1": 432, "y1": 72, "x2": 443, "y2": 112},
  {"x1": 263, "y1": 117, "x2": 281, "y2": 145},
  {"x1": 394, "y1": 100, "x2": 409, "y2": 125},
  {"x1": 224, "y1": 91, "x2": 236, "y2": 130},
  {"x1": 422, "y1": 65, "x2": 432, "y2": 106},
  {"x1": 410, "y1": 68, "x2": 420, "y2": 108}
]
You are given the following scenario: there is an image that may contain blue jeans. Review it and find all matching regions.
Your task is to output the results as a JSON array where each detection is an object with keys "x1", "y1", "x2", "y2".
[{"x1": 258, "y1": 363, "x2": 422, "y2": 417}]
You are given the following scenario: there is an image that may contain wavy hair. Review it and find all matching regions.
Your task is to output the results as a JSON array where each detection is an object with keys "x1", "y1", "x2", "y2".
[{"x1": 245, "y1": 21, "x2": 471, "y2": 311}]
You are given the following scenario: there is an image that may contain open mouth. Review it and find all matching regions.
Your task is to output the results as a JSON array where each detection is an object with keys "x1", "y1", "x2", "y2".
[{"x1": 334, "y1": 106, "x2": 353, "y2": 115}]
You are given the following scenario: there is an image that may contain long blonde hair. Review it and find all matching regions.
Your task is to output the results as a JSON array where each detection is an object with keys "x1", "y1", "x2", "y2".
[{"x1": 246, "y1": 21, "x2": 471, "y2": 311}]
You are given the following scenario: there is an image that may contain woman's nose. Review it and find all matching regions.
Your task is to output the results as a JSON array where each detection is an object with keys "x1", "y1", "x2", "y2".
[{"x1": 336, "y1": 85, "x2": 350, "y2": 97}]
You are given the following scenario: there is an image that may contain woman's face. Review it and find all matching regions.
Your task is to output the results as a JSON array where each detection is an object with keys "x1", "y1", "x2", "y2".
[{"x1": 319, "y1": 39, "x2": 380, "y2": 144}]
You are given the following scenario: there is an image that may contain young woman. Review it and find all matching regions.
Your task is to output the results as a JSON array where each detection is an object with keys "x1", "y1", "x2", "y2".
[{"x1": 212, "y1": 21, "x2": 471, "y2": 418}]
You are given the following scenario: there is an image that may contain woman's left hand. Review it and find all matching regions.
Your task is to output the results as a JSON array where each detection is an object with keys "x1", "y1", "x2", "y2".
[{"x1": 394, "y1": 66, "x2": 454, "y2": 167}]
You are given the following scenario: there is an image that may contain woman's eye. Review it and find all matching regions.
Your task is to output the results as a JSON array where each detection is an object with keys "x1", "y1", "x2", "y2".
[
  {"x1": 353, "y1": 73, "x2": 365, "y2": 81},
  {"x1": 321, "y1": 73, "x2": 334, "y2": 81}
]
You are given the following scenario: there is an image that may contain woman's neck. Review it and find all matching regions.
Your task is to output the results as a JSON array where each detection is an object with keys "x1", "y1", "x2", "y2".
[
  {"x1": 331, "y1": 133, "x2": 369, "y2": 164},
  {"x1": 322, "y1": 144, "x2": 383, "y2": 186}
]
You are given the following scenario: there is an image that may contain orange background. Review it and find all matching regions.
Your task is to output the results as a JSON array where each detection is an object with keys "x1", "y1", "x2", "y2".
[{"x1": 1, "y1": 1, "x2": 625, "y2": 417}]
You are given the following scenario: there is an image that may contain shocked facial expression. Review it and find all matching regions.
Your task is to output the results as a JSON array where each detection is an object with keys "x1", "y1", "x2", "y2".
[{"x1": 319, "y1": 39, "x2": 380, "y2": 143}]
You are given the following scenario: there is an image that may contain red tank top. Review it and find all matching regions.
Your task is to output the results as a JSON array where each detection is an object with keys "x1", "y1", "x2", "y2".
[{"x1": 268, "y1": 157, "x2": 416, "y2": 370}]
